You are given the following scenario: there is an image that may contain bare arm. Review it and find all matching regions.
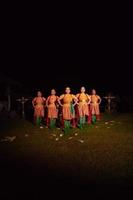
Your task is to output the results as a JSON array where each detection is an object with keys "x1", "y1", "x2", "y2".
[
  {"x1": 87, "y1": 95, "x2": 91, "y2": 105},
  {"x1": 46, "y1": 97, "x2": 49, "y2": 107},
  {"x1": 43, "y1": 97, "x2": 46, "y2": 101},
  {"x1": 32, "y1": 98, "x2": 36, "y2": 108},
  {"x1": 75, "y1": 94, "x2": 79, "y2": 105},
  {"x1": 56, "y1": 96, "x2": 59, "y2": 107},
  {"x1": 73, "y1": 95, "x2": 78, "y2": 106},
  {"x1": 58, "y1": 95, "x2": 64, "y2": 106},
  {"x1": 98, "y1": 96, "x2": 102, "y2": 104}
]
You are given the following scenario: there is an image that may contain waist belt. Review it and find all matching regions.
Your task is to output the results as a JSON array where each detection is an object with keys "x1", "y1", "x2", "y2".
[{"x1": 79, "y1": 100, "x2": 86, "y2": 102}]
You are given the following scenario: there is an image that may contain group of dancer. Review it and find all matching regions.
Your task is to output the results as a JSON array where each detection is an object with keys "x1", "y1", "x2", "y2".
[{"x1": 32, "y1": 87, "x2": 101, "y2": 133}]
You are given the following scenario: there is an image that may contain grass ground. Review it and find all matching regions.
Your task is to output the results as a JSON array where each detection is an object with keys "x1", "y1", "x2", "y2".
[{"x1": 0, "y1": 113, "x2": 133, "y2": 198}]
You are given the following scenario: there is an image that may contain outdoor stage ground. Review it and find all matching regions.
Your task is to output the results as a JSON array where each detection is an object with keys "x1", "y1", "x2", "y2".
[{"x1": 0, "y1": 113, "x2": 133, "y2": 198}]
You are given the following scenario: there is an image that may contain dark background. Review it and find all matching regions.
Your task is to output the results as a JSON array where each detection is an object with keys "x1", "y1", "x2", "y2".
[{"x1": 1, "y1": 9, "x2": 132, "y2": 97}]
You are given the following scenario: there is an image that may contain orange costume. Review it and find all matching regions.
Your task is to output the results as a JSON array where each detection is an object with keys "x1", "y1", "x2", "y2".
[
  {"x1": 46, "y1": 95, "x2": 58, "y2": 119},
  {"x1": 76, "y1": 93, "x2": 90, "y2": 128},
  {"x1": 76, "y1": 93, "x2": 90, "y2": 117},
  {"x1": 32, "y1": 97, "x2": 45, "y2": 117},
  {"x1": 59, "y1": 94, "x2": 76, "y2": 120},
  {"x1": 90, "y1": 94, "x2": 101, "y2": 121},
  {"x1": 58, "y1": 90, "x2": 77, "y2": 132},
  {"x1": 32, "y1": 96, "x2": 46, "y2": 126},
  {"x1": 46, "y1": 95, "x2": 58, "y2": 128}
]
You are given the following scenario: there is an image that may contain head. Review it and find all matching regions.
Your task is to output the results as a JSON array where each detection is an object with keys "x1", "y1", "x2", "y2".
[
  {"x1": 81, "y1": 86, "x2": 85, "y2": 93},
  {"x1": 92, "y1": 89, "x2": 96, "y2": 95},
  {"x1": 51, "y1": 89, "x2": 56, "y2": 95},
  {"x1": 37, "y1": 91, "x2": 42, "y2": 97},
  {"x1": 65, "y1": 87, "x2": 71, "y2": 94}
]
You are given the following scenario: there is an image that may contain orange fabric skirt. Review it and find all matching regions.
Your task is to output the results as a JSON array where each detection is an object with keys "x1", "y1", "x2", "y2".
[
  {"x1": 34, "y1": 105, "x2": 44, "y2": 117},
  {"x1": 78, "y1": 103, "x2": 89, "y2": 117},
  {"x1": 90, "y1": 103, "x2": 100, "y2": 115},
  {"x1": 48, "y1": 104, "x2": 58, "y2": 118},
  {"x1": 62, "y1": 104, "x2": 75, "y2": 120}
]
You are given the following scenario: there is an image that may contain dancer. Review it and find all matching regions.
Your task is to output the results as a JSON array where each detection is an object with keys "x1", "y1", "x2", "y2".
[
  {"x1": 58, "y1": 87, "x2": 77, "y2": 133},
  {"x1": 32, "y1": 91, "x2": 46, "y2": 127},
  {"x1": 46, "y1": 89, "x2": 59, "y2": 129},
  {"x1": 76, "y1": 87, "x2": 91, "y2": 129},
  {"x1": 90, "y1": 89, "x2": 101, "y2": 123}
]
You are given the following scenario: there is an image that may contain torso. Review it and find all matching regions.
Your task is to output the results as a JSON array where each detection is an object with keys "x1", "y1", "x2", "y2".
[
  {"x1": 34, "y1": 97, "x2": 45, "y2": 105},
  {"x1": 64, "y1": 94, "x2": 74, "y2": 104},
  {"x1": 76, "y1": 93, "x2": 89, "y2": 104},
  {"x1": 60, "y1": 94, "x2": 75, "y2": 104},
  {"x1": 48, "y1": 95, "x2": 58, "y2": 105},
  {"x1": 90, "y1": 95, "x2": 99, "y2": 104}
]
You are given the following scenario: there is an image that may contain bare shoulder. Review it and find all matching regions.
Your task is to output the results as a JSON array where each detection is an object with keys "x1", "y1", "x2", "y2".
[{"x1": 46, "y1": 96, "x2": 50, "y2": 101}]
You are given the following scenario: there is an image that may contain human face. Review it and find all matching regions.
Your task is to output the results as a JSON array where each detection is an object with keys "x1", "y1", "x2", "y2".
[
  {"x1": 81, "y1": 87, "x2": 85, "y2": 93},
  {"x1": 92, "y1": 89, "x2": 96, "y2": 95},
  {"x1": 65, "y1": 87, "x2": 70, "y2": 94},
  {"x1": 37, "y1": 91, "x2": 42, "y2": 97},
  {"x1": 51, "y1": 89, "x2": 56, "y2": 95}
]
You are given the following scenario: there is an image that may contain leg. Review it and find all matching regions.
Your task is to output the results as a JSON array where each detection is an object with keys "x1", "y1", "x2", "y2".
[
  {"x1": 46, "y1": 116, "x2": 49, "y2": 127},
  {"x1": 78, "y1": 117, "x2": 83, "y2": 129},
  {"x1": 92, "y1": 115, "x2": 96, "y2": 124},
  {"x1": 96, "y1": 114, "x2": 100, "y2": 121},
  {"x1": 64, "y1": 120, "x2": 71, "y2": 134},
  {"x1": 71, "y1": 118, "x2": 76, "y2": 128},
  {"x1": 88, "y1": 105, "x2": 92, "y2": 124},
  {"x1": 49, "y1": 118, "x2": 56, "y2": 129},
  {"x1": 82, "y1": 116, "x2": 86, "y2": 124},
  {"x1": 36, "y1": 116, "x2": 42, "y2": 126},
  {"x1": 87, "y1": 114, "x2": 92, "y2": 124}
]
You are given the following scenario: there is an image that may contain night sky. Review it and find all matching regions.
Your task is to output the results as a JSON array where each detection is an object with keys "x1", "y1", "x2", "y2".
[{"x1": 1, "y1": 10, "x2": 132, "y2": 96}]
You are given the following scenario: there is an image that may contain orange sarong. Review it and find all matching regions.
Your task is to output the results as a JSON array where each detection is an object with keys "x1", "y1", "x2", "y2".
[
  {"x1": 32, "y1": 97, "x2": 45, "y2": 117},
  {"x1": 59, "y1": 94, "x2": 76, "y2": 120},
  {"x1": 47, "y1": 95, "x2": 58, "y2": 119},
  {"x1": 76, "y1": 93, "x2": 90, "y2": 117},
  {"x1": 90, "y1": 95, "x2": 100, "y2": 115}
]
